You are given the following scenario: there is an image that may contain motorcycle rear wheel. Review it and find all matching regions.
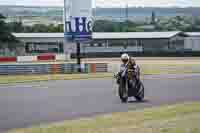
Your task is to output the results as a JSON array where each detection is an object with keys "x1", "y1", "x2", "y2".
[{"x1": 135, "y1": 82, "x2": 144, "y2": 101}]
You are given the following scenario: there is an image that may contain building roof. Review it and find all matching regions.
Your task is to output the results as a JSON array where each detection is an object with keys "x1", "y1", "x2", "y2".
[
  {"x1": 13, "y1": 33, "x2": 64, "y2": 38},
  {"x1": 185, "y1": 32, "x2": 200, "y2": 37},
  {"x1": 13, "y1": 31, "x2": 184, "y2": 39},
  {"x1": 92, "y1": 31, "x2": 182, "y2": 39}
]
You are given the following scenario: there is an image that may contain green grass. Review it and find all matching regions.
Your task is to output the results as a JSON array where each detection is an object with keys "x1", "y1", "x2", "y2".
[
  {"x1": 0, "y1": 73, "x2": 113, "y2": 84},
  {"x1": 141, "y1": 64, "x2": 200, "y2": 75},
  {"x1": 1, "y1": 63, "x2": 200, "y2": 84},
  {"x1": 8, "y1": 102, "x2": 200, "y2": 133}
]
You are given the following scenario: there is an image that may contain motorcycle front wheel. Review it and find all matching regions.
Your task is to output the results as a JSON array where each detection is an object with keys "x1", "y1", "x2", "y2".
[{"x1": 118, "y1": 78, "x2": 128, "y2": 103}]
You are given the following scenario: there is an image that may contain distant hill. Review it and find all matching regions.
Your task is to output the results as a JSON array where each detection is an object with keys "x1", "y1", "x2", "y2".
[
  {"x1": 0, "y1": 5, "x2": 62, "y2": 17},
  {"x1": 94, "y1": 7, "x2": 200, "y2": 18}
]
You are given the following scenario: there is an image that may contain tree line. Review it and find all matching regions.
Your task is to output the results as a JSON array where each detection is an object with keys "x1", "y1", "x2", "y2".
[
  {"x1": 8, "y1": 22, "x2": 63, "y2": 33},
  {"x1": 6, "y1": 17, "x2": 200, "y2": 33},
  {"x1": 93, "y1": 16, "x2": 200, "y2": 32},
  {"x1": 2, "y1": 13, "x2": 200, "y2": 35}
]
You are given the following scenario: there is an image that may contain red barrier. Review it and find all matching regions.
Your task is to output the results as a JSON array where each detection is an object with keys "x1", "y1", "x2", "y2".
[
  {"x1": 0, "y1": 57, "x2": 17, "y2": 62},
  {"x1": 91, "y1": 63, "x2": 97, "y2": 73},
  {"x1": 52, "y1": 64, "x2": 61, "y2": 74},
  {"x1": 37, "y1": 54, "x2": 55, "y2": 61}
]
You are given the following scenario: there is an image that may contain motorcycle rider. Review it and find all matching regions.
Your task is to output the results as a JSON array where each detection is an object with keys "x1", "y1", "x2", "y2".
[
  {"x1": 116, "y1": 53, "x2": 129, "y2": 84},
  {"x1": 117, "y1": 53, "x2": 140, "y2": 85},
  {"x1": 120, "y1": 53, "x2": 129, "y2": 71}
]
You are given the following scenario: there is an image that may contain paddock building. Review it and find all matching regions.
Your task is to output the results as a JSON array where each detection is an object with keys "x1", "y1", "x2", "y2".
[{"x1": 12, "y1": 31, "x2": 200, "y2": 57}]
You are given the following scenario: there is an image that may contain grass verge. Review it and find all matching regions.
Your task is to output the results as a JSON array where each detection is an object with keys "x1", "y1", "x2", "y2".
[
  {"x1": 1, "y1": 63, "x2": 200, "y2": 84},
  {"x1": 141, "y1": 64, "x2": 200, "y2": 75},
  {"x1": 8, "y1": 102, "x2": 200, "y2": 133},
  {"x1": 0, "y1": 73, "x2": 113, "y2": 84}
]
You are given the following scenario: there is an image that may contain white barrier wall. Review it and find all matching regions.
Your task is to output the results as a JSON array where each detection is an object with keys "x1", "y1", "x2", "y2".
[
  {"x1": 65, "y1": 53, "x2": 71, "y2": 61},
  {"x1": 107, "y1": 63, "x2": 120, "y2": 73},
  {"x1": 17, "y1": 56, "x2": 37, "y2": 62},
  {"x1": 55, "y1": 54, "x2": 67, "y2": 61},
  {"x1": 107, "y1": 63, "x2": 113, "y2": 73},
  {"x1": 14, "y1": 54, "x2": 70, "y2": 62}
]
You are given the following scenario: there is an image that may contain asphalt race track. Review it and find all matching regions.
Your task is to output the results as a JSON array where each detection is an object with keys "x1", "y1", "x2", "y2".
[{"x1": 1, "y1": 74, "x2": 200, "y2": 132}]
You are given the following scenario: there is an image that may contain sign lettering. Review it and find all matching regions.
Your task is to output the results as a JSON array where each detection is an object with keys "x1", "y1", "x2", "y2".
[{"x1": 65, "y1": 17, "x2": 92, "y2": 41}]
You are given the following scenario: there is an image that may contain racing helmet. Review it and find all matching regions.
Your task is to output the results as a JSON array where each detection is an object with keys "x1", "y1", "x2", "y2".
[{"x1": 121, "y1": 53, "x2": 129, "y2": 64}]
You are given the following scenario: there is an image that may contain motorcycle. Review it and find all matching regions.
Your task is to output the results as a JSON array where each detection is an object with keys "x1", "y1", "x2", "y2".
[{"x1": 114, "y1": 65, "x2": 144, "y2": 103}]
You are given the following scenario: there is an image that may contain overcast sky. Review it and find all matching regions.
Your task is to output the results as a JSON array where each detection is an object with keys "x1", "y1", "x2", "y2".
[{"x1": 0, "y1": 0, "x2": 199, "y2": 7}]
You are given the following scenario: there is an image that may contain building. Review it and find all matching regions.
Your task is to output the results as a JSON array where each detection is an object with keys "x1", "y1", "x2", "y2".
[
  {"x1": 92, "y1": 31, "x2": 186, "y2": 52},
  {"x1": 13, "y1": 31, "x2": 200, "y2": 57},
  {"x1": 184, "y1": 32, "x2": 200, "y2": 51},
  {"x1": 13, "y1": 33, "x2": 64, "y2": 55}
]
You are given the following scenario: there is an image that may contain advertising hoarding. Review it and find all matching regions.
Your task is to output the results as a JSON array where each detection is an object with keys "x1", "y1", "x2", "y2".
[{"x1": 64, "y1": 0, "x2": 92, "y2": 42}]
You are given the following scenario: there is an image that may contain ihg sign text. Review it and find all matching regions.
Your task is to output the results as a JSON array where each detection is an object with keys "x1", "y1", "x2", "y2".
[{"x1": 65, "y1": 17, "x2": 92, "y2": 41}]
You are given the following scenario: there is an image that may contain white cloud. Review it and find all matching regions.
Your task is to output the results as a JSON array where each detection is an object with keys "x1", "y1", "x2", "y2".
[
  {"x1": 0, "y1": 0, "x2": 199, "y2": 7},
  {"x1": 96, "y1": 0, "x2": 197, "y2": 7},
  {"x1": 0, "y1": 0, "x2": 63, "y2": 6}
]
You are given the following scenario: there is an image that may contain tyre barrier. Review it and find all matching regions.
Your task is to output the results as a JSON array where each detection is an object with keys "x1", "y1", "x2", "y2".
[
  {"x1": 2, "y1": 63, "x2": 200, "y2": 75},
  {"x1": 0, "y1": 63, "x2": 108, "y2": 75}
]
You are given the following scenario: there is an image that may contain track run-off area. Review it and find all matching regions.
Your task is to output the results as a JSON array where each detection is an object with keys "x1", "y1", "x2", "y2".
[{"x1": 1, "y1": 74, "x2": 200, "y2": 132}]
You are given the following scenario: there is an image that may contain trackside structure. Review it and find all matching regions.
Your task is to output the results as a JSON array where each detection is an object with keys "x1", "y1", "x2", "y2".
[{"x1": 11, "y1": 31, "x2": 200, "y2": 57}]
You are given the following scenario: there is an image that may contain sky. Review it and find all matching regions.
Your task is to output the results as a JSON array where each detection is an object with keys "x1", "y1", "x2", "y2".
[{"x1": 0, "y1": 0, "x2": 200, "y2": 7}]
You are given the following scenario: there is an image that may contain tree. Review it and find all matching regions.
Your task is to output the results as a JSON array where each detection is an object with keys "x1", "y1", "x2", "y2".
[
  {"x1": 154, "y1": 15, "x2": 199, "y2": 32},
  {"x1": 24, "y1": 26, "x2": 34, "y2": 32},
  {"x1": 47, "y1": 24, "x2": 63, "y2": 32},
  {"x1": 93, "y1": 20, "x2": 148, "y2": 32},
  {"x1": 151, "y1": 11, "x2": 156, "y2": 25},
  {"x1": 32, "y1": 24, "x2": 48, "y2": 32},
  {"x1": 195, "y1": 17, "x2": 200, "y2": 25},
  {"x1": 8, "y1": 21, "x2": 24, "y2": 32},
  {"x1": 0, "y1": 14, "x2": 6, "y2": 19},
  {"x1": 0, "y1": 13, "x2": 19, "y2": 49},
  {"x1": 93, "y1": 20, "x2": 116, "y2": 32},
  {"x1": 47, "y1": 24, "x2": 55, "y2": 32},
  {"x1": 55, "y1": 24, "x2": 64, "y2": 32}
]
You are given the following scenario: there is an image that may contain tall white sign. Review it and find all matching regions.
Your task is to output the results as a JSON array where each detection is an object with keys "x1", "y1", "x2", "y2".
[{"x1": 64, "y1": 0, "x2": 93, "y2": 42}]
